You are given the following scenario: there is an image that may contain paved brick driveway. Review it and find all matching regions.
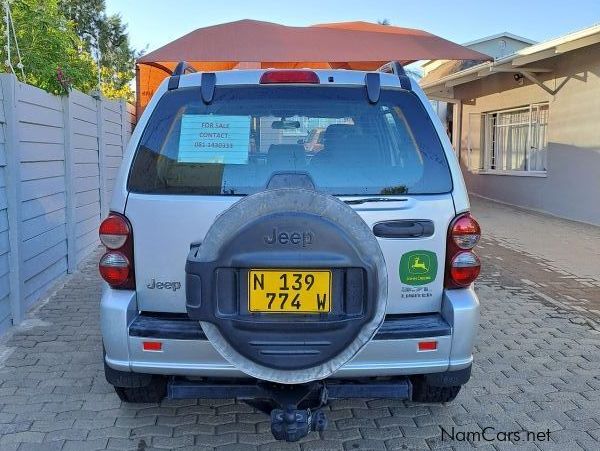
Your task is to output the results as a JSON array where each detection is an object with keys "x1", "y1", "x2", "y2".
[{"x1": 1, "y1": 223, "x2": 599, "y2": 449}]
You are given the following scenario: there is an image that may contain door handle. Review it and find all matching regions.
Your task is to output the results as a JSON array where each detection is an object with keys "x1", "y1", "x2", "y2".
[{"x1": 372, "y1": 220, "x2": 434, "y2": 238}]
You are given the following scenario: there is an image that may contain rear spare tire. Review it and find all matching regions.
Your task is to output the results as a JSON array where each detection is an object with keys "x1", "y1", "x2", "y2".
[{"x1": 186, "y1": 188, "x2": 387, "y2": 384}]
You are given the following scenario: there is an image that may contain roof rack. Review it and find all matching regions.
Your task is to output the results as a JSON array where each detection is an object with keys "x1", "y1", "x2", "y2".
[
  {"x1": 377, "y1": 61, "x2": 412, "y2": 91},
  {"x1": 168, "y1": 61, "x2": 197, "y2": 90}
]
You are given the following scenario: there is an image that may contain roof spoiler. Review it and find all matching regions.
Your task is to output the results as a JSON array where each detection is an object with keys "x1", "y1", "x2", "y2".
[
  {"x1": 377, "y1": 61, "x2": 412, "y2": 91},
  {"x1": 365, "y1": 61, "x2": 412, "y2": 103},
  {"x1": 168, "y1": 61, "x2": 197, "y2": 90}
]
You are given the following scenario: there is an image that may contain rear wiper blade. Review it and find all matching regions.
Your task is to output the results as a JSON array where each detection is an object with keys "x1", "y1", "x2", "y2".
[{"x1": 344, "y1": 197, "x2": 408, "y2": 205}]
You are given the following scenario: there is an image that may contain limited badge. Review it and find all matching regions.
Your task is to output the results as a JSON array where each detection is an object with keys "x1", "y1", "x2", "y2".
[{"x1": 399, "y1": 250, "x2": 438, "y2": 286}]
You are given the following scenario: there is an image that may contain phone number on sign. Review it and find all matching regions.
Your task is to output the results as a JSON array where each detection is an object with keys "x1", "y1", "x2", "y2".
[{"x1": 193, "y1": 142, "x2": 234, "y2": 149}]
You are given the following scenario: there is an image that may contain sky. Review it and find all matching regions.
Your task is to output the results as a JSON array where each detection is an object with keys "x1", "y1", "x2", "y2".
[{"x1": 106, "y1": 0, "x2": 600, "y2": 56}]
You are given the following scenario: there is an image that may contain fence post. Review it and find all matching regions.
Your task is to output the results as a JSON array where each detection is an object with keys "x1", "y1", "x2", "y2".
[
  {"x1": 1, "y1": 75, "x2": 24, "y2": 325},
  {"x1": 97, "y1": 97, "x2": 108, "y2": 219},
  {"x1": 62, "y1": 94, "x2": 77, "y2": 272},
  {"x1": 120, "y1": 100, "x2": 127, "y2": 151},
  {"x1": 121, "y1": 99, "x2": 133, "y2": 147}
]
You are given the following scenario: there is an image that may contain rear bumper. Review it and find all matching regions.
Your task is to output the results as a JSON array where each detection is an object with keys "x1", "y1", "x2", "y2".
[{"x1": 101, "y1": 287, "x2": 479, "y2": 378}]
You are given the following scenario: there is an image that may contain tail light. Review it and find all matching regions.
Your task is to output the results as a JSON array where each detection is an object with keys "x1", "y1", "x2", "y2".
[
  {"x1": 99, "y1": 213, "x2": 135, "y2": 289},
  {"x1": 450, "y1": 214, "x2": 481, "y2": 249},
  {"x1": 260, "y1": 70, "x2": 320, "y2": 84},
  {"x1": 445, "y1": 213, "x2": 481, "y2": 288},
  {"x1": 99, "y1": 214, "x2": 130, "y2": 249},
  {"x1": 99, "y1": 252, "x2": 130, "y2": 286}
]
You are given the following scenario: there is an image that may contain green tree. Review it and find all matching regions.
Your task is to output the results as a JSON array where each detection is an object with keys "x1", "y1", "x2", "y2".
[
  {"x1": 59, "y1": 0, "x2": 140, "y2": 101},
  {"x1": 0, "y1": 0, "x2": 97, "y2": 94}
]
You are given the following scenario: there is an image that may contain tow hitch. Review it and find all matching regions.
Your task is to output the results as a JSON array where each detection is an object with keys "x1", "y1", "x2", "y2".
[
  {"x1": 271, "y1": 406, "x2": 327, "y2": 442},
  {"x1": 265, "y1": 382, "x2": 328, "y2": 442},
  {"x1": 255, "y1": 382, "x2": 328, "y2": 442},
  {"x1": 167, "y1": 377, "x2": 411, "y2": 442}
]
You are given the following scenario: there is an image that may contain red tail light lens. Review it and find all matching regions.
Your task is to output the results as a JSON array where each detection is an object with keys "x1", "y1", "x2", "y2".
[
  {"x1": 260, "y1": 70, "x2": 320, "y2": 84},
  {"x1": 449, "y1": 252, "x2": 481, "y2": 287},
  {"x1": 99, "y1": 213, "x2": 135, "y2": 289},
  {"x1": 446, "y1": 213, "x2": 482, "y2": 288},
  {"x1": 99, "y1": 214, "x2": 130, "y2": 249},
  {"x1": 99, "y1": 252, "x2": 130, "y2": 286},
  {"x1": 450, "y1": 214, "x2": 481, "y2": 249}
]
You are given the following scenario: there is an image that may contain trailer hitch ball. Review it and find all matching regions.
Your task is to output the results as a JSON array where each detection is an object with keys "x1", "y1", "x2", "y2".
[{"x1": 270, "y1": 405, "x2": 328, "y2": 442}]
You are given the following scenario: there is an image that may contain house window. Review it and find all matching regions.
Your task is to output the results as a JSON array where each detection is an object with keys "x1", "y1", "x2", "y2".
[{"x1": 470, "y1": 103, "x2": 548, "y2": 173}]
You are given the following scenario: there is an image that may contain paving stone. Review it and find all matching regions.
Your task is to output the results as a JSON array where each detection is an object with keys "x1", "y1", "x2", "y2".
[
  {"x1": 300, "y1": 440, "x2": 344, "y2": 450},
  {"x1": 401, "y1": 424, "x2": 441, "y2": 439},
  {"x1": 151, "y1": 435, "x2": 195, "y2": 449},
  {"x1": 106, "y1": 437, "x2": 147, "y2": 450},
  {"x1": 44, "y1": 428, "x2": 90, "y2": 441},
  {"x1": 156, "y1": 413, "x2": 196, "y2": 426},
  {"x1": 216, "y1": 444, "x2": 257, "y2": 451},
  {"x1": 115, "y1": 416, "x2": 157, "y2": 427},
  {"x1": 237, "y1": 432, "x2": 277, "y2": 445},
  {"x1": 130, "y1": 425, "x2": 173, "y2": 438},
  {"x1": 342, "y1": 438, "x2": 387, "y2": 450},
  {"x1": 172, "y1": 422, "x2": 215, "y2": 436},
  {"x1": 17, "y1": 442, "x2": 65, "y2": 451},
  {"x1": 215, "y1": 421, "x2": 256, "y2": 433},
  {"x1": 334, "y1": 417, "x2": 376, "y2": 429},
  {"x1": 62, "y1": 438, "x2": 109, "y2": 451},
  {"x1": 384, "y1": 436, "x2": 430, "y2": 449},
  {"x1": 88, "y1": 426, "x2": 132, "y2": 440},
  {"x1": 360, "y1": 425, "x2": 404, "y2": 439},
  {"x1": 0, "y1": 431, "x2": 46, "y2": 444},
  {"x1": 259, "y1": 441, "x2": 300, "y2": 451},
  {"x1": 194, "y1": 432, "x2": 237, "y2": 447},
  {"x1": 30, "y1": 419, "x2": 75, "y2": 432},
  {"x1": 0, "y1": 421, "x2": 32, "y2": 434},
  {"x1": 73, "y1": 417, "x2": 117, "y2": 429}
]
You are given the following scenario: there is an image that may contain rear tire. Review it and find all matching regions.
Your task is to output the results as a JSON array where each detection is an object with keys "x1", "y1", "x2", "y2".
[
  {"x1": 114, "y1": 376, "x2": 167, "y2": 403},
  {"x1": 411, "y1": 379, "x2": 461, "y2": 403}
]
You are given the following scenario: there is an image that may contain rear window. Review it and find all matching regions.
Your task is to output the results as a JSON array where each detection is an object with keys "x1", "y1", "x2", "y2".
[{"x1": 128, "y1": 85, "x2": 452, "y2": 196}]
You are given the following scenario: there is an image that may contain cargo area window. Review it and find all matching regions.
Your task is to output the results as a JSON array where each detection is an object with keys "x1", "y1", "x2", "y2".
[{"x1": 128, "y1": 86, "x2": 452, "y2": 195}]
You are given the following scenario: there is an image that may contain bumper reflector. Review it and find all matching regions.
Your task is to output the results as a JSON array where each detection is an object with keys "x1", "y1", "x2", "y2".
[
  {"x1": 418, "y1": 340, "x2": 437, "y2": 351},
  {"x1": 143, "y1": 341, "x2": 162, "y2": 352}
]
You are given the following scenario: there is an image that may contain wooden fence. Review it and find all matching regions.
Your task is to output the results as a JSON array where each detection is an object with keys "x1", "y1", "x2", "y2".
[{"x1": 0, "y1": 74, "x2": 135, "y2": 333}]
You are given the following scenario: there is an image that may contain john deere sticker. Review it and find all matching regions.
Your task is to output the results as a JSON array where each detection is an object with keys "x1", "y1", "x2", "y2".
[{"x1": 399, "y1": 250, "x2": 438, "y2": 286}]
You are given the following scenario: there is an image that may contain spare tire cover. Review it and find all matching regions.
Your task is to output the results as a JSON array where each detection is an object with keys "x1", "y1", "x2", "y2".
[{"x1": 185, "y1": 189, "x2": 387, "y2": 384}]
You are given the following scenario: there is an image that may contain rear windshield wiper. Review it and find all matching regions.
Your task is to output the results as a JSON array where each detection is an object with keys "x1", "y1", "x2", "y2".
[{"x1": 344, "y1": 197, "x2": 408, "y2": 205}]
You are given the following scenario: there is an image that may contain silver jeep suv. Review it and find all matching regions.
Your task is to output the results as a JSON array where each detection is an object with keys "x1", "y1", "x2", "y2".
[{"x1": 99, "y1": 62, "x2": 481, "y2": 442}]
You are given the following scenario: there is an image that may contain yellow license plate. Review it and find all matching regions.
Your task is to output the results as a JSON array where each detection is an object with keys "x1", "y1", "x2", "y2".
[{"x1": 248, "y1": 269, "x2": 331, "y2": 313}]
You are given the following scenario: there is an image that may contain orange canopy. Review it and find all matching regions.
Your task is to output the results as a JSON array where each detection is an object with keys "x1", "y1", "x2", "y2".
[{"x1": 136, "y1": 19, "x2": 490, "y2": 113}]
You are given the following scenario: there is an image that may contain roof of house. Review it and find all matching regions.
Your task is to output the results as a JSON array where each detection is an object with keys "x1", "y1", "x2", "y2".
[
  {"x1": 421, "y1": 24, "x2": 600, "y2": 96},
  {"x1": 461, "y1": 32, "x2": 537, "y2": 48},
  {"x1": 421, "y1": 32, "x2": 537, "y2": 69}
]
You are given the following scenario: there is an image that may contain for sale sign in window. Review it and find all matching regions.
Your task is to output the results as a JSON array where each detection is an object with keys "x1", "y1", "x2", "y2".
[{"x1": 178, "y1": 114, "x2": 252, "y2": 164}]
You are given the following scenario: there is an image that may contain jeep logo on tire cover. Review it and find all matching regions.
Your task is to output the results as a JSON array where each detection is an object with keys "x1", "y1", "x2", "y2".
[{"x1": 264, "y1": 228, "x2": 313, "y2": 247}]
